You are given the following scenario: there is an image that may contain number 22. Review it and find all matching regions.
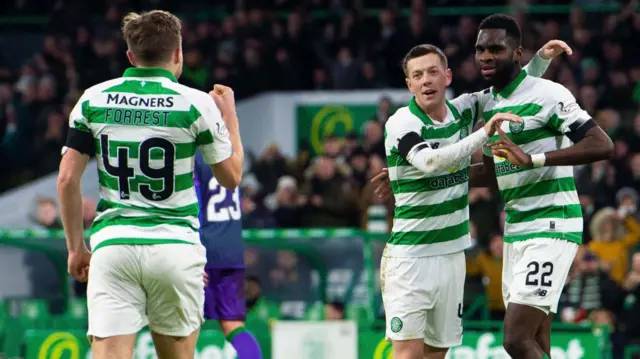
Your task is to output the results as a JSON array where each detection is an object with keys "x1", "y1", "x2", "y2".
[{"x1": 206, "y1": 177, "x2": 241, "y2": 222}]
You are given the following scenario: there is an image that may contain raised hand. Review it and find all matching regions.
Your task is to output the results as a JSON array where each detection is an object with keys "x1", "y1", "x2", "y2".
[
  {"x1": 483, "y1": 112, "x2": 522, "y2": 137},
  {"x1": 538, "y1": 40, "x2": 573, "y2": 60},
  {"x1": 487, "y1": 126, "x2": 533, "y2": 167}
]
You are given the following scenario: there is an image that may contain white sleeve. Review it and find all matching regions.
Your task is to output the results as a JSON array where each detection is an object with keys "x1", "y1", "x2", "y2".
[
  {"x1": 546, "y1": 85, "x2": 591, "y2": 134},
  {"x1": 523, "y1": 53, "x2": 552, "y2": 78},
  {"x1": 193, "y1": 93, "x2": 233, "y2": 165},
  {"x1": 406, "y1": 128, "x2": 489, "y2": 174},
  {"x1": 449, "y1": 92, "x2": 482, "y2": 128}
]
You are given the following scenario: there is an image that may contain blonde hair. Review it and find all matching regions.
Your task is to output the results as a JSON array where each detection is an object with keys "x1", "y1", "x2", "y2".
[{"x1": 121, "y1": 10, "x2": 182, "y2": 66}]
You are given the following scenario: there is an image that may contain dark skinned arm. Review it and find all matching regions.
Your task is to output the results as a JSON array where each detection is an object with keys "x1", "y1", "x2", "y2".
[
  {"x1": 489, "y1": 85, "x2": 613, "y2": 168},
  {"x1": 540, "y1": 125, "x2": 613, "y2": 166}
]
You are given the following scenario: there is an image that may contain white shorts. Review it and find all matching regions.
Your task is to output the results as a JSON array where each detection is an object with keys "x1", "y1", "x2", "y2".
[
  {"x1": 380, "y1": 251, "x2": 465, "y2": 348},
  {"x1": 87, "y1": 243, "x2": 207, "y2": 339},
  {"x1": 502, "y1": 238, "x2": 578, "y2": 315}
]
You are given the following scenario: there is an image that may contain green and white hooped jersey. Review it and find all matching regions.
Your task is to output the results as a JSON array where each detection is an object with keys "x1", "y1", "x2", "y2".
[
  {"x1": 384, "y1": 96, "x2": 481, "y2": 257},
  {"x1": 66, "y1": 67, "x2": 233, "y2": 251},
  {"x1": 481, "y1": 70, "x2": 589, "y2": 244}
]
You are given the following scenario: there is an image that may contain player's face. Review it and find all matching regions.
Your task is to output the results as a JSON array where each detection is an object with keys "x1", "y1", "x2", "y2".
[
  {"x1": 405, "y1": 54, "x2": 452, "y2": 110},
  {"x1": 475, "y1": 29, "x2": 522, "y2": 83}
]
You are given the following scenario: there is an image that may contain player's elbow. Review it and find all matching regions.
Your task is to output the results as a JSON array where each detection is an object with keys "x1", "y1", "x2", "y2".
[
  {"x1": 593, "y1": 134, "x2": 614, "y2": 161},
  {"x1": 218, "y1": 172, "x2": 242, "y2": 189},
  {"x1": 56, "y1": 170, "x2": 80, "y2": 192}
]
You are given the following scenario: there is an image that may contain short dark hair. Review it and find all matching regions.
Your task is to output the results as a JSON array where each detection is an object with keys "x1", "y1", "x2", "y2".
[
  {"x1": 327, "y1": 300, "x2": 345, "y2": 313},
  {"x1": 402, "y1": 44, "x2": 448, "y2": 76},
  {"x1": 122, "y1": 10, "x2": 182, "y2": 66},
  {"x1": 478, "y1": 14, "x2": 522, "y2": 47}
]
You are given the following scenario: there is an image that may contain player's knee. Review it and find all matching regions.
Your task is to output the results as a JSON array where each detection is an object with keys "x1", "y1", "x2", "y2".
[
  {"x1": 393, "y1": 339, "x2": 424, "y2": 359},
  {"x1": 503, "y1": 332, "x2": 534, "y2": 357}
]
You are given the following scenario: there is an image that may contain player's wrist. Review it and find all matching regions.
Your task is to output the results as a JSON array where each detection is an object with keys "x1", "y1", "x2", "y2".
[{"x1": 530, "y1": 153, "x2": 546, "y2": 168}]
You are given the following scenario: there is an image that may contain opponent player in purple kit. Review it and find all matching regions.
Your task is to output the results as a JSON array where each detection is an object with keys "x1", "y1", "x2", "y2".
[{"x1": 194, "y1": 150, "x2": 263, "y2": 359}]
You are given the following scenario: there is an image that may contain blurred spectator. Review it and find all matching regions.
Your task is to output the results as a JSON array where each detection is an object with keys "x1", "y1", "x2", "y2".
[
  {"x1": 269, "y1": 176, "x2": 302, "y2": 228},
  {"x1": 30, "y1": 197, "x2": 62, "y2": 229},
  {"x1": 559, "y1": 248, "x2": 621, "y2": 324},
  {"x1": 325, "y1": 301, "x2": 345, "y2": 320},
  {"x1": 299, "y1": 156, "x2": 358, "y2": 227},
  {"x1": 620, "y1": 253, "x2": 640, "y2": 348},
  {"x1": 467, "y1": 233, "x2": 505, "y2": 320},
  {"x1": 588, "y1": 207, "x2": 640, "y2": 284}
]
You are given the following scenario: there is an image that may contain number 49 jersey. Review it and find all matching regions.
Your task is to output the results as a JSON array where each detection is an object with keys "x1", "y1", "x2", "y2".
[
  {"x1": 67, "y1": 68, "x2": 233, "y2": 251},
  {"x1": 194, "y1": 151, "x2": 244, "y2": 267}
]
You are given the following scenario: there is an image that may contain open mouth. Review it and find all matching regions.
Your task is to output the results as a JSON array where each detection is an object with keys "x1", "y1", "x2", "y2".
[{"x1": 423, "y1": 89, "x2": 437, "y2": 96}]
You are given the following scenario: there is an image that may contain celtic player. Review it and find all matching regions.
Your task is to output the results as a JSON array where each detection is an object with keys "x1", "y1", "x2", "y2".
[
  {"x1": 475, "y1": 15, "x2": 613, "y2": 359},
  {"x1": 57, "y1": 11, "x2": 243, "y2": 359},
  {"x1": 380, "y1": 40, "x2": 571, "y2": 359}
]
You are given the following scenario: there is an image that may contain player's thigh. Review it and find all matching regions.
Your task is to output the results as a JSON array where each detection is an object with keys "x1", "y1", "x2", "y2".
[
  {"x1": 91, "y1": 334, "x2": 137, "y2": 359},
  {"x1": 204, "y1": 267, "x2": 247, "y2": 324},
  {"x1": 151, "y1": 327, "x2": 200, "y2": 359},
  {"x1": 507, "y1": 238, "x2": 578, "y2": 314},
  {"x1": 425, "y1": 251, "x2": 465, "y2": 349},
  {"x1": 380, "y1": 256, "x2": 432, "y2": 342},
  {"x1": 142, "y1": 243, "x2": 207, "y2": 337},
  {"x1": 87, "y1": 245, "x2": 148, "y2": 340}
]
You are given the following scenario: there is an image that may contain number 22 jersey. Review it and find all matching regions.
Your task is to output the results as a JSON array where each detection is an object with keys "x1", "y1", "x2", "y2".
[
  {"x1": 68, "y1": 67, "x2": 233, "y2": 251},
  {"x1": 194, "y1": 151, "x2": 244, "y2": 267}
]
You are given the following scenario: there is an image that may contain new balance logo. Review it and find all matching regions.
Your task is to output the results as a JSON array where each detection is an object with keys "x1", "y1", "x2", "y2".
[
  {"x1": 430, "y1": 142, "x2": 440, "y2": 149},
  {"x1": 533, "y1": 288, "x2": 548, "y2": 297}
]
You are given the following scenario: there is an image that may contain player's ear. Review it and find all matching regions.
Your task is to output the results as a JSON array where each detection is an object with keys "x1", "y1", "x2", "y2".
[
  {"x1": 514, "y1": 46, "x2": 523, "y2": 63},
  {"x1": 405, "y1": 76, "x2": 411, "y2": 91},
  {"x1": 126, "y1": 49, "x2": 136, "y2": 66},
  {"x1": 174, "y1": 46, "x2": 182, "y2": 65},
  {"x1": 445, "y1": 68, "x2": 452, "y2": 87}
]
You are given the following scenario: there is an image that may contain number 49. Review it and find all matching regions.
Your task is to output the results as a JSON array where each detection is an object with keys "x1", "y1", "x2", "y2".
[{"x1": 525, "y1": 261, "x2": 553, "y2": 287}]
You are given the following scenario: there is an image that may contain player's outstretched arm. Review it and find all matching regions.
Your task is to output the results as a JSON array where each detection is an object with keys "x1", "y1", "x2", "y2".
[
  {"x1": 400, "y1": 113, "x2": 522, "y2": 174},
  {"x1": 488, "y1": 87, "x2": 613, "y2": 167},
  {"x1": 524, "y1": 40, "x2": 573, "y2": 77}
]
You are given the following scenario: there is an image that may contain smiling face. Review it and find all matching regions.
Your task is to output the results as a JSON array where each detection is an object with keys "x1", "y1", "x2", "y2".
[
  {"x1": 475, "y1": 28, "x2": 522, "y2": 83},
  {"x1": 404, "y1": 53, "x2": 452, "y2": 110}
]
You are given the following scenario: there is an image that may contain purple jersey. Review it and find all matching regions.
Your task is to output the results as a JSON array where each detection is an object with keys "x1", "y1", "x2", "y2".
[{"x1": 194, "y1": 152, "x2": 244, "y2": 267}]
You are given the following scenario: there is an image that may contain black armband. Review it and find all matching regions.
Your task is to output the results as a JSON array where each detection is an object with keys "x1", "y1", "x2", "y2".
[
  {"x1": 65, "y1": 128, "x2": 95, "y2": 156},
  {"x1": 398, "y1": 132, "x2": 428, "y2": 160},
  {"x1": 566, "y1": 118, "x2": 596, "y2": 143}
]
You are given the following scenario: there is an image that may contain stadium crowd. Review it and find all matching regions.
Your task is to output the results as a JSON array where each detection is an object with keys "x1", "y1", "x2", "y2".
[{"x1": 2, "y1": 0, "x2": 640, "y2": 356}]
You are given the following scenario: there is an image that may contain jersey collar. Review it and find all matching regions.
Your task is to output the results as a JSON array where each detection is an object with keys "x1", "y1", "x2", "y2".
[
  {"x1": 409, "y1": 97, "x2": 459, "y2": 125},
  {"x1": 122, "y1": 67, "x2": 178, "y2": 83},
  {"x1": 491, "y1": 69, "x2": 526, "y2": 99}
]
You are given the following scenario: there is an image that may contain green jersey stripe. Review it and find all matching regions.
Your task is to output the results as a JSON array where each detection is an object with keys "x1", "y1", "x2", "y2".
[
  {"x1": 506, "y1": 204, "x2": 582, "y2": 224},
  {"x1": 483, "y1": 103, "x2": 542, "y2": 119},
  {"x1": 103, "y1": 80, "x2": 181, "y2": 95},
  {"x1": 74, "y1": 120, "x2": 90, "y2": 132},
  {"x1": 391, "y1": 169, "x2": 469, "y2": 193},
  {"x1": 86, "y1": 105, "x2": 201, "y2": 129},
  {"x1": 395, "y1": 194, "x2": 468, "y2": 219},
  {"x1": 500, "y1": 177, "x2": 576, "y2": 203},
  {"x1": 196, "y1": 129, "x2": 215, "y2": 146},
  {"x1": 97, "y1": 170, "x2": 194, "y2": 193},
  {"x1": 389, "y1": 221, "x2": 469, "y2": 245},
  {"x1": 90, "y1": 215, "x2": 198, "y2": 236},
  {"x1": 96, "y1": 199, "x2": 199, "y2": 218},
  {"x1": 489, "y1": 127, "x2": 559, "y2": 146},
  {"x1": 92, "y1": 238, "x2": 194, "y2": 252},
  {"x1": 503, "y1": 231, "x2": 582, "y2": 243},
  {"x1": 95, "y1": 139, "x2": 196, "y2": 160}
]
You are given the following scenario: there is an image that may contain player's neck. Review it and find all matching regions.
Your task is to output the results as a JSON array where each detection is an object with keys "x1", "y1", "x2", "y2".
[
  {"x1": 419, "y1": 101, "x2": 447, "y2": 123},
  {"x1": 491, "y1": 65, "x2": 522, "y2": 94}
]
